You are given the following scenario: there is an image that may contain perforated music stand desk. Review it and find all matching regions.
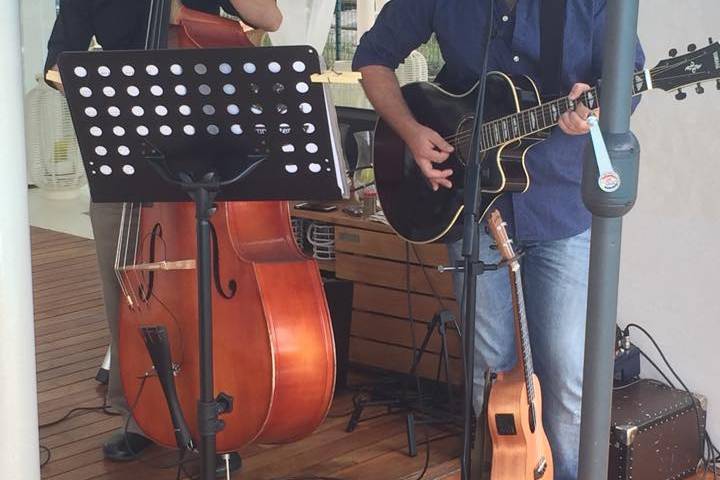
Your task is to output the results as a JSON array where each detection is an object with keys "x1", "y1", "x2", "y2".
[{"x1": 58, "y1": 45, "x2": 348, "y2": 480}]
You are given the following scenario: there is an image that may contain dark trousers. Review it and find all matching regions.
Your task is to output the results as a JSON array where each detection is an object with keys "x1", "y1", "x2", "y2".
[{"x1": 90, "y1": 202, "x2": 142, "y2": 435}]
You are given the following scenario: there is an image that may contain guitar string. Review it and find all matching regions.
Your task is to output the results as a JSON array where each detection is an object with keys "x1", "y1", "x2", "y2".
[
  {"x1": 439, "y1": 61, "x2": 698, "y2": 148},
  {"x1": 442, "y1": 63, "x2": 698, "y2": 148},
  {"x1": 443, "y1": 87, "x2": 597, "y2": 146}
]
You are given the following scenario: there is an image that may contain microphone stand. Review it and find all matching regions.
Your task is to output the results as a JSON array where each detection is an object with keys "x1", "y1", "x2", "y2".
[{"x1": 460, "y1": 1, "x2": 495, "y2": 478}]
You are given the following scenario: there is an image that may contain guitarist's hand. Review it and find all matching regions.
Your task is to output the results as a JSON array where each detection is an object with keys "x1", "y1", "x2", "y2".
[
  {"x1": 559, "y1": 83, "x2": 598, "y2": 135},
  {"x1": 405, "y1": 124, "x2": 455, "y2": 191}
]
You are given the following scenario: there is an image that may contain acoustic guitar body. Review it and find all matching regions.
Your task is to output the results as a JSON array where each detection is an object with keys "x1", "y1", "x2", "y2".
[{"x1": 487, "y1": 372, "x2": 553, "y2": 480}]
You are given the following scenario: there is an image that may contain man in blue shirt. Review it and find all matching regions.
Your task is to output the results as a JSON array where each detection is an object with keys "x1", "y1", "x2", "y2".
[{"x1": 353, "y1": 1, "x2": 644, "y2": 478}]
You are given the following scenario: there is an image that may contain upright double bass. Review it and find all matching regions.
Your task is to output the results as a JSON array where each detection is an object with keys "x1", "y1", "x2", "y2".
[{"x1": 115, "y1": 0, "x2": 336, "y2": 453}]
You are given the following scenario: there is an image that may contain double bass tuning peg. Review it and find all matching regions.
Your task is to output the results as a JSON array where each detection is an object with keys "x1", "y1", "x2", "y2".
[{"x1": 675, "y1": 89, "x2": 687, "y2": 100}]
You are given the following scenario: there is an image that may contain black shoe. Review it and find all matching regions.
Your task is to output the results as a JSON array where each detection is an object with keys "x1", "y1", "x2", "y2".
[
  {"x1": 215, "y1": 452, "x2": 242, "y2": 478},
  {"x1": 102, "y1": 432, "x2": 154, "y2": 462}
]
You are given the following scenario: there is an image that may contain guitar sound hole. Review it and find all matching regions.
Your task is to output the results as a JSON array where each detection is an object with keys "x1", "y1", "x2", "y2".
[{"x1": 454, "y1": 115, "x2": 476, "y2": 166}]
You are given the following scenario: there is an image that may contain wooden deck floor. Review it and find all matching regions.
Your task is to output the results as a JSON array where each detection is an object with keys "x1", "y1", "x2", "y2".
[
  {"x1": 33, "y1": 226, "x2": 713, "y2": 480},
  {"x1": 33, "y1": 226, "x2": 461, "y2": 480}
]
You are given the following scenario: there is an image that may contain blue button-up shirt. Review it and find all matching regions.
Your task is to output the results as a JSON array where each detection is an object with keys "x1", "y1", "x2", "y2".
[{"x1": 353, "y1": 0, "x2": 645, "y2": 241}]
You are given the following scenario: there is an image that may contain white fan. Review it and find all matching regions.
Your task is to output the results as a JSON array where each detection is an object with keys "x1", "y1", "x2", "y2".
[{"x1": 24, "y1": 76, "x2": 87, "y2": 199}]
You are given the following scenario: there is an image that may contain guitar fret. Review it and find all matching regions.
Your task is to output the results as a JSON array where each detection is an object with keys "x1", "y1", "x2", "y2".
[{"x1": 511, "y1": 116, "x2": 520, "y2": 137}]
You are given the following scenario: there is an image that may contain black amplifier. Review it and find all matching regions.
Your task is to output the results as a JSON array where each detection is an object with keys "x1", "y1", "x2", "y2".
[{"x1": 609, "y1": 379, "x2": 706, "y2": 480}]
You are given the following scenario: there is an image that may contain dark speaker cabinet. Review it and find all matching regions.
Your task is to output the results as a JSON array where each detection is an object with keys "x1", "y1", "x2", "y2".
[{"x1": 609, "y1": 379, "x2": 706, "y2": 480}]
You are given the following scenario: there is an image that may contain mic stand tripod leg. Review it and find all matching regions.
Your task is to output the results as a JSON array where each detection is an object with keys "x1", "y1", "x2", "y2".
[{"x1": 405, "y1": 310, "x2": 459, "y2": 457}]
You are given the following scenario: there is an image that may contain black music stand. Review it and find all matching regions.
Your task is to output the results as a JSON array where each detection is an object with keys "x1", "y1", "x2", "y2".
[{"x1": 58, "y1": 45, "x2": 348, "y2": 480}]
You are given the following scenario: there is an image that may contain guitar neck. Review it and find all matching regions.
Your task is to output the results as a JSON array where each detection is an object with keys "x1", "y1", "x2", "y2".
[
  {"x1": 508, "y1": 261, "x2": 536, "y2": 405},
  {"x1": 479, "y1": 68, "x2": 652, "y2": 151}
]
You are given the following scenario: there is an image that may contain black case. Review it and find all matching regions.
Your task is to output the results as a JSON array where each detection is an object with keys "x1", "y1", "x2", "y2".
[{"x1": 609, "y1": 379, "x2": 706, "y2": 480}]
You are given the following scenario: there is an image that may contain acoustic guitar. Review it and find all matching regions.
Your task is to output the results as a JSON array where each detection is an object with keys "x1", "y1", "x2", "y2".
[
  {"x1": 485, "y1": 209, "x2": 552, "y2": 480},
  {"x1": 373, "y1": 40, "x2": 720, "y2": 244}
]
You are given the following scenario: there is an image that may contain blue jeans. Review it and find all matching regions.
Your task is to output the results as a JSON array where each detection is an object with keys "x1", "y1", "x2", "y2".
[{"x1": 448, "y1": 226, "x2": 590, "y2": 480}]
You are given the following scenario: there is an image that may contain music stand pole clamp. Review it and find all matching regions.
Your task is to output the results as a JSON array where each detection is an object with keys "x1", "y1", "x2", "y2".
[{"x1": 578, "y1": 1, "x2": 641, "y2": 479}]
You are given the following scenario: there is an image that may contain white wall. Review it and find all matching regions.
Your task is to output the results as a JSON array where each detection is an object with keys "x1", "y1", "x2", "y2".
[
  {"x1": 620, "y1": 1, "x2": 720, "y2": 442},
  {"x1": 20, "y1": 0, "x2": 55, "y2": 92}
]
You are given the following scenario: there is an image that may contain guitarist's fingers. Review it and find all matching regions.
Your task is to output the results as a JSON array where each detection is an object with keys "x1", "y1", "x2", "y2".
[
  {"x1": 559, "y1": 111, "x2": 590, "y2": 135},
  {"x1": 425, "y1": 147, "x2": 451, "y2": 163},
  {"x1": 431, "y1": 178, "x2": 453, "y2": 190},
  {"x1": 427, "y1": 172, "x2": 453, "y2": 191},
  {"x1": 419, "y1": 161, "x2": 452, "y2": 179},
  {"x1": 568, "y1": 82, "x2": 592, "y2": 100},
  {"x1": 428, "y1": 130, "x2": 454, "y2": 153}
]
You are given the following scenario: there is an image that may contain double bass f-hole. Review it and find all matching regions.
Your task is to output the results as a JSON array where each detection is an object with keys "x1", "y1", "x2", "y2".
[
  {"x1": 210, "y1": 222, "x2": 237, "y2": 300},
  {"x1": 140, "y1": 223, "x2": 164, "y2": 301}
]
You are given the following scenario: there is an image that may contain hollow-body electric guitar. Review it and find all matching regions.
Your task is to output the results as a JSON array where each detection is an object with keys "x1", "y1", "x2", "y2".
[
  {"x1": 373, "y1": 41, "x2": 720, "y2": 244},
  {"x1": 486, "y1": 209, "x2": 552, "y2": 480}
]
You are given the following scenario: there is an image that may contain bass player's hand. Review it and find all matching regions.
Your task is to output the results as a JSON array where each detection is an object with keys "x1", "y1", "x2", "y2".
[{"x1": 404, "y1": 123, "x2": 455, "y2": 191}]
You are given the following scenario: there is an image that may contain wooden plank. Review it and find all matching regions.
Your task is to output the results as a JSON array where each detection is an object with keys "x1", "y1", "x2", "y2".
[
  {"x1": 335, "y1": 225, "x2": 450, "y2": 266},
  {"x1": 336, "y1": 252, "x2": 456, "y2": 299},
  {"x1": 351, "y1": 310, "x2": 462, "y2": 358},
  {"x1": 291, "y1": 201, "x2": 393, "y2": 234},
  {"x1": 353, "y1": 283, "x2": 459, "y2": 323},
  {"x1": 31, "y1": 226, "x2": 471, "y2": 480},
  {"x1": 350, "y1": 337, "x2": 463, "y2": 384}
]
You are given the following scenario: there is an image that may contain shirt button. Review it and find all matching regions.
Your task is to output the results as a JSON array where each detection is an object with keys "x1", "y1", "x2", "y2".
[
  {"x1": 513, "y1": 55, "x2": 520, "y2": 62},
  {"x1": 502, "y1": 15, "x2": 509, "y2": 22}
]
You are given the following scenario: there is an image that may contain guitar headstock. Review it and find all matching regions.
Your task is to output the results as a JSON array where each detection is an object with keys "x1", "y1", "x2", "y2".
[
  {"x1": 487, "y1": 210, "x2": 516, "y2": 264},
  {"x1": 649, "y1": 38, "x2": 720, "y2": 99}
]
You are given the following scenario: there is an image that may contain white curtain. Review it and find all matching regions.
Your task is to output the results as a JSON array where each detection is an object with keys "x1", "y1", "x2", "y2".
[{"x1": 269, "y1": 0, "x2": 337, "y2": 54}]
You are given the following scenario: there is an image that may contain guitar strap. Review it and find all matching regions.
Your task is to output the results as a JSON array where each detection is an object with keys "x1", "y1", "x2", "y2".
[{"x1": 539, "y1": 0, "x2": 567, "y2": 95}]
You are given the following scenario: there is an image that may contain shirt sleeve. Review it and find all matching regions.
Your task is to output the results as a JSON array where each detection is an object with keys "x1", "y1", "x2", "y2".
[
  {"x1": 591, "y1": 0, "x2": 645, "y2": 112},
  {"x1": 352, "y1": 0, "x2": 436, "y2": 71},
  {"x1": 44, "y1": 0, "x2": 94, "y2": 79}
]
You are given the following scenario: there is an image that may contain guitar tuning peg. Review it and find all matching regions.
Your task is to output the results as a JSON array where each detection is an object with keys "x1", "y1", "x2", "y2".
[
  {"x1": 675, "y1": 89, "x2": 687, "y2": 100},
  {"x1": 710, "y1": 37, "x2": 715, "y2": 44},
  {"x1": 669, "y1": 48, "x2": 678, "y2": 57},
  {"x1": 716, "y1": 79, "x2": 720, "y2": 91},
  {"x1": 696, "y1": 83, "x2": 705, "y2": 94},
  {"x1": 688, "y1": 43, "x2": 697, "y2": 52}
]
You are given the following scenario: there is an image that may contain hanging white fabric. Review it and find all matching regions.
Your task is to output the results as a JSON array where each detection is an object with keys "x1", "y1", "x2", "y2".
[{"x1": 269, "y1": 0, "x2": 337, "y2": 55}]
